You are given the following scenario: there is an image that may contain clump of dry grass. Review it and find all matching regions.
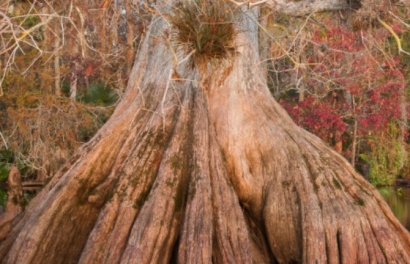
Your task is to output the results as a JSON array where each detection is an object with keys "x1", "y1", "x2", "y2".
[
  {"x1": 169, "y1": 0, "x2": 240, "y2": 68},
  {"x1": 352, "y1": 0, "x2": 392, "y2": 30}
]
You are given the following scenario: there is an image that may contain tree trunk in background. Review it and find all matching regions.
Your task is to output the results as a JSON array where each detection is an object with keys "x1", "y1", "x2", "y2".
[
  {"x1": 298, "y1": 77, "x2": 305, "y2": 102},
  {"x1": 399, "y1": 81, "x2": 408, "y2": 170},
  {"x1": 54, "y1": 36, "x2": 61, "y2": 97},
  {"x1": 0, "y1": 3, "x2": 409, "y2": 264},
  {"x1": 351, "y1": 118, "x2": 358, "y2": 166},
  {"x1": 0, "y1": 166, "x2": 24, "y2": 242},
  {"x1": 70, "y1": 74, "x2": 77, "y2": 100},
  {"x1": 348, "y1": 94, "x2": 358, "y2": 166},
  {"x1": 125, "y1": 0, "x2": 135, "y2": 73},
  {"x1": 3, "y1": 166, "x2": 24, "y2": 215}
]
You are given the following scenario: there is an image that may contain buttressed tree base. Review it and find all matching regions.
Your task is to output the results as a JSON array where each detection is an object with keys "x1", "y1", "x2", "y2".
[{"x1": 0, "y1": 0, "x2": 409, "y2": 263}]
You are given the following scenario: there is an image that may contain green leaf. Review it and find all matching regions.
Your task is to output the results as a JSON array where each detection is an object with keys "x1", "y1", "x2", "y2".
[
  {"x1": 0, "y1": 162, "x2": 10, "y2": 182},
  {"x1": 378, "y1": 188, "x2": 390, "y2": 195}
]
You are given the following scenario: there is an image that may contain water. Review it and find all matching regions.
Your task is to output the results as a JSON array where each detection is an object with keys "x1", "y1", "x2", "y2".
[{"x1": 379, "y1": 187, "x2": 410, "y2": 230}]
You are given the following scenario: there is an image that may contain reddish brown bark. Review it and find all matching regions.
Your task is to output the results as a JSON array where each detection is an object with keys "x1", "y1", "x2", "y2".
[{"x1": 0, "y1": 2, "x2": 409, "y2": 264}]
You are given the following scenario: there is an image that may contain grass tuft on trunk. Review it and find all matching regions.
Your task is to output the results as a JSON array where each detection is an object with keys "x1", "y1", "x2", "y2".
[{"x1": 169, "y1": 0, "x2": 240, "y2": 68}]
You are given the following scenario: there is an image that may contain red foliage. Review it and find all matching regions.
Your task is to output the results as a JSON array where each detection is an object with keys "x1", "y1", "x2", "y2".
[
  {"x1": 281, "y1": 96, "x2": 347, "y2": 144},
  {"x1": 279, "y1": 17, "x2": 406, "y2": 155}
]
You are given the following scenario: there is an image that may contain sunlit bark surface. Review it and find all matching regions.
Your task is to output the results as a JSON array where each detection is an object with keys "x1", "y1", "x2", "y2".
[{"x1": 0, "y1": 3, "x2": 409, "y2": 264}]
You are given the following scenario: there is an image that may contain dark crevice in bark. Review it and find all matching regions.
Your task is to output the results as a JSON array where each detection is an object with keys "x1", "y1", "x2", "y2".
[
  {"x1": 169, "y1": 235, "x2": 180, "y2": 263},
  {"x1": 171, "y1": 88, "x2": 196, "y2": 211},
  {"x1": 243, "y1": 205, "x2": 277, "y2": 263},
  {"x1": 167, "y1": 88, "x2": 199, "y2": 260},
  {"x1": 336, "y1": 229, "x2": 343, "y2": 263}
]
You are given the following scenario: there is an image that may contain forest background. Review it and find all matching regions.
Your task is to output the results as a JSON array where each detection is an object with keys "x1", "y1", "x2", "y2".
[{"x1": 0, "y1": 0, "x2": 409, "y2": 202}]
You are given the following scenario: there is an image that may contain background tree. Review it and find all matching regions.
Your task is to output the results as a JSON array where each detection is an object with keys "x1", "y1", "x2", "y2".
[
  {"x1": 0, "y1": 0, "x2": 144, "y2": 182},
  {"x1": 0, "y1": 0, "x2": 410, "y2": 263},
  {"x1": 265, "y1": 4, "x2": 410, "y2": 184}
]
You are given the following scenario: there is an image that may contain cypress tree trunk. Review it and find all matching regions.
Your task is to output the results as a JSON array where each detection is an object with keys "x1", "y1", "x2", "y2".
[{"x1": 0, "y1": 2, "x2": 409, "y2": 263}]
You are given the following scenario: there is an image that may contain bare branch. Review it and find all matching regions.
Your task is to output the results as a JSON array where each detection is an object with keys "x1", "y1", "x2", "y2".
[
  {"x1": 268, "y1": 0, "x2": 349, "y2": 16},
  {"x1": 232, "y1": 0, "x2": 350, "y2": 16},
  {"x1": 0, "y1": 131, "x2": 8, "y2": 149},
  {"x1": 378, "y1": 17, "x2": 410, "y2": 56},
  {"x1": 230, "y1": 0, "x2": 268, "y2": 7}
]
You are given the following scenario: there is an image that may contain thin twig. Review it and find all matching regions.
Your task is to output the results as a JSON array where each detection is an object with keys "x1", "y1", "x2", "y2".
[{"x1": 0, "y1": 131, "x2": 8, "y2": 149}]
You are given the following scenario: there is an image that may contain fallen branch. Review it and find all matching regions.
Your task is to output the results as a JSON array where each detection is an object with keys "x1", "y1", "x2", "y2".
[{"x1": 378, "y1": 17, "x2": 410, "y2": 56}]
